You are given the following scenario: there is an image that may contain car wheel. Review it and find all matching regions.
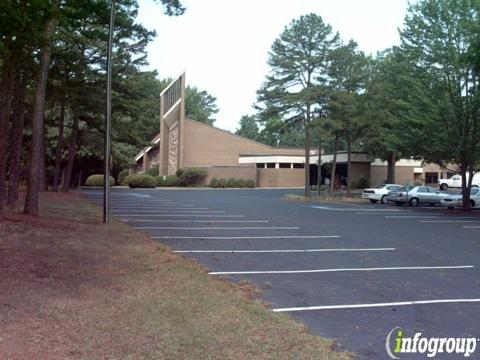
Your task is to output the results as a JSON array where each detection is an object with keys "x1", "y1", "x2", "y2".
[
  {"x1": 395, "y1": 202, "x2": 402, "y2": 206},
  {"x1": 370, "y1": 199, "x2": 378, "y2": 204},
  {"x1": 381, "y1": 195, "x2": 388, "y2": 204},
  {"x1": 470, "y1": 200, "x2": 475, "y2": 208},
  {"x1": 448, "y1": 206, "x2": 454, "y2": 210},
  {"x1": 440, "y1": 184, "x2": 448, "y2": 191},
  {"x1": 409, "y1": 198, "x2": 419, "y2": 206}
]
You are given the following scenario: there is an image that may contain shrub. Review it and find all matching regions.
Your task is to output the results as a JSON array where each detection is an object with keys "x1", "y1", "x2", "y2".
[
  {"x1": 125, "y1": 174, "x2": 156, "y2": 188},
  {"x1": 355, "y1": 177, "x2": 369, "y2": 190},
  {"x1": 85, "y1": 174, "x2": 115, "y2": 187},
  {"x1": 145, "y1": 165, "x2": 159, "y2": 177},
  {"x1": 245, "y1": 179, "x2": 255, "y2": 188},
  {"x1": 176, "y1": 167, "x2": 207, "y2": 186},
  {"x1": 227, "y1": 177, "x2": 236, "y2": 188},
  {"x1": 210, "y1": 178, "x2": 219, "y2": 188},
  {"x1": 235, "y1": 179, "x2": 246, "y2": 188},
  {"x1": 156, "y1": 175, "x2": 180, "y2": 187},
  {"x1": 117, "y1": 169, "x2": 129, "y2": 185},
  {"x1": 218, "y1": 178, "x2": 227, "y2": 188}
]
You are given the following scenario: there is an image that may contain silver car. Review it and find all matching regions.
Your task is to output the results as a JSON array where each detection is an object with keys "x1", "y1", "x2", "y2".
[
  {"x1": 387, "y1": 186, "x2": 450, "y2": 206},
  {"x1": 441, "y1": 187, "x2": 480, "y2": 209}
]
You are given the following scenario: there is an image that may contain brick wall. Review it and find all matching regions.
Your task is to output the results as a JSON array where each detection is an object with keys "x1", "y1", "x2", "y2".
[{"x1": 257, "y1": 168, "x2": 304, "y2": 188}]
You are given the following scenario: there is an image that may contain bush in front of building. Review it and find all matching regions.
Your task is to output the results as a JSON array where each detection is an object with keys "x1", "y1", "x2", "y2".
[
  {"x1": 117, "y1": 169, "x2": 129, "y2": 185},
  {"x1": 156, "y1": 175, "x2": 180, "y2": 187},
  {"x1": 352, "y1": 177, "x2": 369, "y2": 190},
  {"x1": 245, "y1": 179, "x2": 255, "y2": 188},
  {"x1": 227, "y1": 177, "x2": 237, "y2": 188},
  {"x1": 85, "y1": 174, "x2": 115, "y2": 187},
  {"x1": 176, "y1": 168, "x2": 207, "y2": 186},
  {"x1": 145, "y1": 165, "x2": 159, "y2": 177},
  {"x1": 235, "y1": 179, "x2": 246, "y2": 188},
  {"x1": 125, "y1": 174, "x2": 157, "y2": 188},
  {"x1": 209, "y1": 178, "x2": 219, "y2": 188},
  {"x1": 217, "y1": 178, "x2": 227, "y2": 188}
]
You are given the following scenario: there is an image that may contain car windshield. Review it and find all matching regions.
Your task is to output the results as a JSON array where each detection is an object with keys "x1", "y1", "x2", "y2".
[
  {"x1": 398, "y1": 186, "x2": 412, "y2": 191},
  {"x1": 471, "y1": 188, "x2": 479, "y2": 195},
  {"x1": 375, "y1": 185, "x2": 385, "y2": 189}
]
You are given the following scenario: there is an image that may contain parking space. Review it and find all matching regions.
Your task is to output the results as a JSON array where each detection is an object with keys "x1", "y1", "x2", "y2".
[{"x1": 79, "y1": 188, "x2": 480, "y2": 359}]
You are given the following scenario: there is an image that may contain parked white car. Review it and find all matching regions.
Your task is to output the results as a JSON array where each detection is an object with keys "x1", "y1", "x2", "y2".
[
  {"x1": 441, "y1": 187, "x2": 480, "y2": 209},
  {"x1": 362, "y1": 184, "x2": 404, "y2": 204},
  {"x1": 438, "y1": 172, "x2": 480, "y2": 190}
]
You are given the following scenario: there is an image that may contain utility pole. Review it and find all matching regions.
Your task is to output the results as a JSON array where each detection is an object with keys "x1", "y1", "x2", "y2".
[{"x1": 103, "y1": 0, "x2": 115, "y2": 223}]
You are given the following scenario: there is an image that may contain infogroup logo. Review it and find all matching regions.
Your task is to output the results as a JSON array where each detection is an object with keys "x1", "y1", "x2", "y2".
[{"x1": 385, "y1": 327, "x2": 478, "y2": 359}]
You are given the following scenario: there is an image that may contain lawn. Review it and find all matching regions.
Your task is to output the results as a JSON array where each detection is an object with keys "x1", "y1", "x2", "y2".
[{"x1": 0, "y1": 192, "x2": 351, "y2": 359}]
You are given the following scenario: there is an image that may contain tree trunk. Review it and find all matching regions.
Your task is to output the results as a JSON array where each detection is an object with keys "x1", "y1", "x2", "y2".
[
  {"x1": 61, "y1": 111, "x2": 79, "y2": 192},
  {"x1": 52, "y1": 75, "x2": 67, "y2": 192},
  {"x1": 387, "y1": 152, "x2": 396, "y2": 184},
  {"x1": 304, "y1": 125, "x2": 311, "y2": 198},
  {"x1": 7, "y1": 73, "x2": 27, "y2": 208},
  {"x1": 330, "y1": 134, "x2": 339, "y2": 194},
  {"x1": 317, "y1": 132, "x2": 322, "y2": 196},
  {"x1": 0, "y1": 51, "x2": 14, "y2": 213},
  {"x1": 39, "y1": 119, "x2": 48, "y2": 191},
  {"x1": 346, "y1": 130, "x2": 352, "y2": 197},
  {"x1": 24, "y1": 15, "x2": 58, "y2": 215}
]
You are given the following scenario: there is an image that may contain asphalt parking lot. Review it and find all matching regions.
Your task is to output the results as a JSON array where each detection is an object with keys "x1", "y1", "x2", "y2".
[{"x1": 79, "y1": 188, "x2": 480, "y2": 359}]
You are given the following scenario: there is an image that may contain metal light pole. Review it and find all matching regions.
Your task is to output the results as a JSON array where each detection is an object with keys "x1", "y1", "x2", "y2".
[{"x1": 103, "y1": 0, "x2": 115, "y2": 223}]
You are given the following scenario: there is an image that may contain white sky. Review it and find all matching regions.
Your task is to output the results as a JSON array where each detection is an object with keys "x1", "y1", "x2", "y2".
[{"x1": 137, "y1": 0, "x2": 411, "y2": 132}]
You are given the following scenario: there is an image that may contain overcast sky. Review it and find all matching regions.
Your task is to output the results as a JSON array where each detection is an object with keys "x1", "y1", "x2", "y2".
[{"x1": 137, "y1": 0, "x2": 411, "y2": 132}]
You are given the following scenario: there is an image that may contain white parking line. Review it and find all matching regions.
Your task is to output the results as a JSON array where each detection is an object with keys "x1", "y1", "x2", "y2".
[
  {"x1": 420, "y1": 220, "x2": 480, "y2": 223},
  {"x1": 122, "y1": 220, "x2": 269, "y2": 223},
  {"x1": 112, "y1": 207, "x2": 208, "y2": 210},
  {"x1": 152, "y1": 235, "x2": 340, "y2": 239},
  {"x1": 135, "y1": 226, "x2": 299, "y2": 230},
  {"x1": 385, "y1": 215, "x2": 477, "y2": 219},
  {"x1": 463, "y1": 226, "x2": 480, "y2": 228},
  {"x1": 174, "y1": 248, "x2": 395, "y2": 253},
  {"x1": 272, "y1": 298, "x2": 480, "y2": 312},
  {"x1": 112, "y1": 210, "x2": 225, "y2": 213},
  {"x1": 119, "y1": 214, "x2": 245, "y2": 217},
  {"x1": 209, "y1": 265, "x2": 474, "y2": 275},
  {"x1": 111, "y1": 205, "x2": 198, "y2": 208}
]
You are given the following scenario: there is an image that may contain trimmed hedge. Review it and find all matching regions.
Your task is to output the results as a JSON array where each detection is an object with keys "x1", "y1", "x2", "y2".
[
  {"x1": 157, "y1": 175, "x2": 180, "y2": 187},
  {"x1": 125, "y1": 174, "x2": 157, "y2": 188},
  {"x1": 176, "y1": 168, "x2": 207, "y2": 186},
  {"x1": 245, "y1": 179, "x2": 255, "y2": 188},
  {"x1": 209, "y1": 177, "x2": 255, "y2": 188},
  {"x1": 218, "y1": 178, "x2": 227, "y2": 188},
  {"x1": 117, "y1": 169, "x2": 129, "y2": 185},
  {"x1": 145, "y1": 165, "x2": 159, "y2": 177},
  {"x1": 85, "y1": 174, "x2": 115, "y2": 187},
  {"x1": 209, "y1": 178, "x2": 219, "y2": 188}
]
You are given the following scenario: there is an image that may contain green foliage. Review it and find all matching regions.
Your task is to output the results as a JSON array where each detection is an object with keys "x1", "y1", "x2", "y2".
[
  {"x1": 245, "y1": 179, "x2": 256, "y2": 188},
  {"x1": 125, "y1": 174, "x2": 157, "y2": 188},
  {"x1": 217, "y1": 178, "x2": 227, "y2": 188},
  {"x1": 185, "y1": 86, "x2": 219, "y2": 125},
  {"x1": 85, "y1": 175, "x2": 115, "y2": 187},
  {"x1": 176, "y1": 168, "x2": 207, "y2": 186},
  {"x1": 235, "y1": 179, "x2": 246, "y2": 188},
  {"x1": 235, "y1": 115, "x2": 261, "y2": 141},
  {"x1": 353, "y1": 177, "x2": 369, "y2": 190},
  {"x1": 145, "y1": 165, "x2": 159, "y2": 177},
  {"x1": 157, "y1": 175, "x2": 180, "y2": 187},
  {"x1": 209, "y1": 178, "x2": 219, "y2": 188},
  {"x1": 118, "y1": 169, "x2": 129, "y2": 185},
  {"x1": 226, "y1": 178, "x2": 236, "y2": 188}
]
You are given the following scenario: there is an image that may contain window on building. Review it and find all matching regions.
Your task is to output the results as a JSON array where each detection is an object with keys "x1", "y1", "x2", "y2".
[
  {"x1": 293, "y1": 163, "x2": 304, "y2": 169},
  {"x1": 279, "y1": 163, "x2": 290, "y2": 168},
  {"x1": 256, "y1": 163, "x2": 265, "y2": 169},
  {"x1": 266, "y1": 163, "x2": 276, "y2": 168}
]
